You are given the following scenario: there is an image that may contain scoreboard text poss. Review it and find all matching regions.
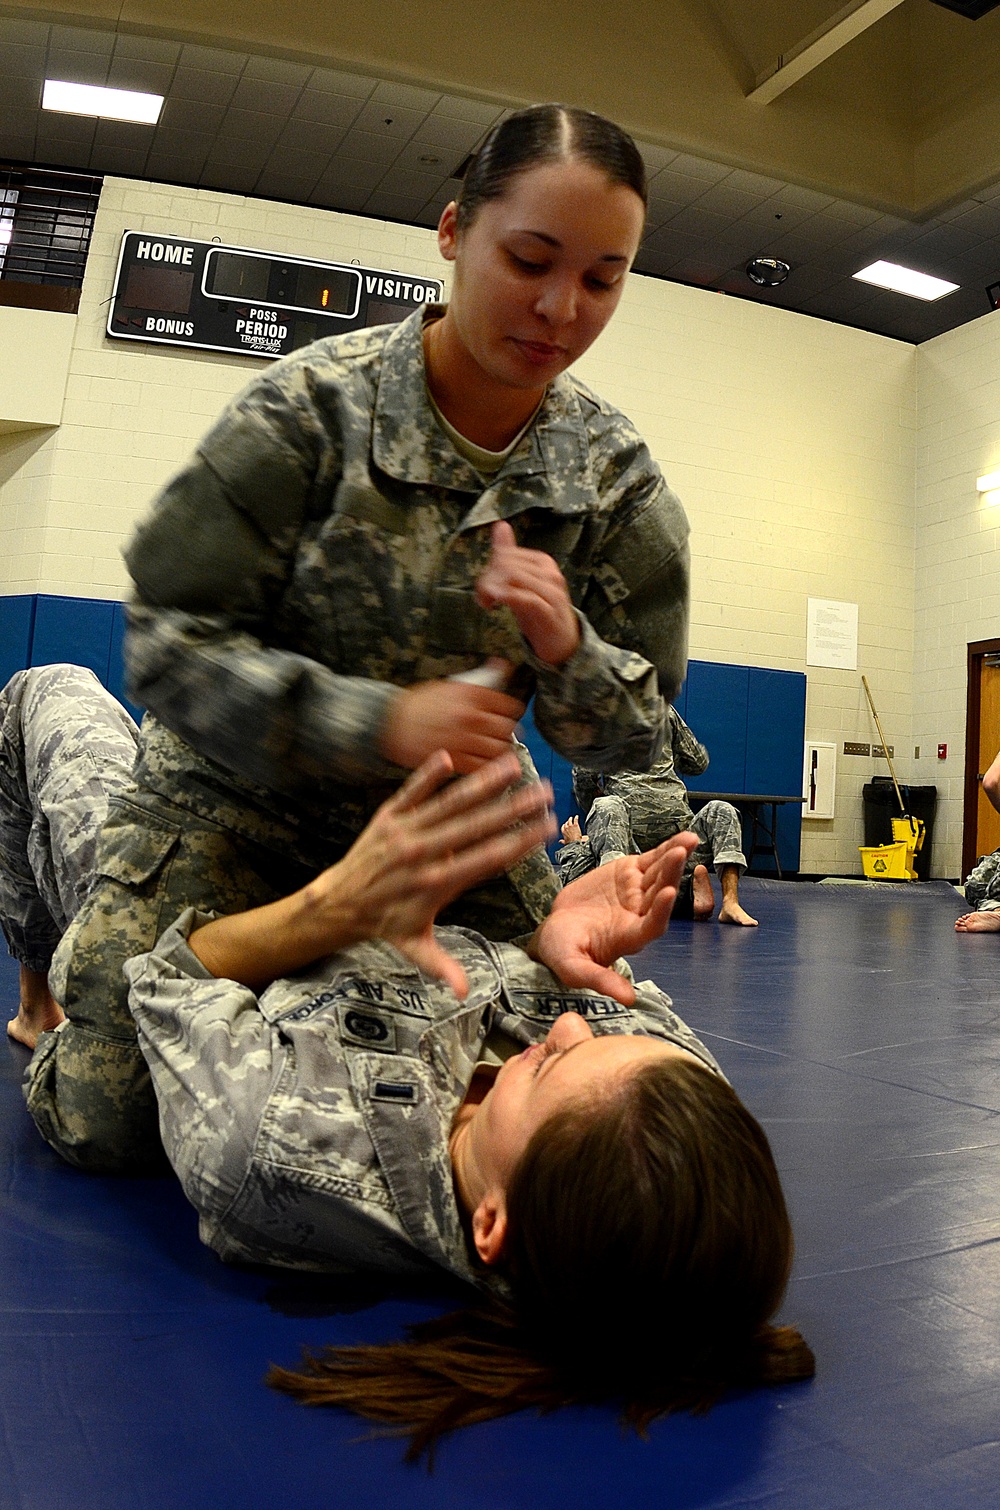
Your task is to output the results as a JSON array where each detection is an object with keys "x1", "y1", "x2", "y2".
[{"x1": 107, "y1": 232, "x2": 444, "y2": 359}]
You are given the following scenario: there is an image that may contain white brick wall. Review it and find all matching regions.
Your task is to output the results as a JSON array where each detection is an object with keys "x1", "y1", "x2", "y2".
[{"x1": 914, "y1": 308, "x2": 1000, "y2": 877}]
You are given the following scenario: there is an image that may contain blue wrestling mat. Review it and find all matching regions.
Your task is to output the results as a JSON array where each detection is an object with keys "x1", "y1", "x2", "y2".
[{"x1": 2, "y1": 877, "x2": 999, "y2": 1509}]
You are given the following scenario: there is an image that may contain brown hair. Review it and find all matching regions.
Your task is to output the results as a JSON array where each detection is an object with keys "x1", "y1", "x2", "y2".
[
  {"x1": 453, "y1": 103, "x2": 648, "y2": 234},
  {"x1": 268, "y1": 1057, "x2": 814, "y2": 1461}
]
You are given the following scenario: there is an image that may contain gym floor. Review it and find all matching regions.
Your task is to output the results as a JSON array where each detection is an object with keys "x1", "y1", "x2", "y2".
[{"x1": 2, "y1": 876, "x2": 999, "y2": 1509}]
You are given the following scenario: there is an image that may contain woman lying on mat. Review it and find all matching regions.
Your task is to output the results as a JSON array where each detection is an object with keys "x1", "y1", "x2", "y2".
[{"x1": 2, "y1": 666, "x2": 813, "y2": 1457}]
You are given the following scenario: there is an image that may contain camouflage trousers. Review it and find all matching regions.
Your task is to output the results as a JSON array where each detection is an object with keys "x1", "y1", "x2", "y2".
[
  {"x1": 555, "y1": 795, "x2": 746, "y2": 888},
  {"x1": 964, "y1": 848, "x2": 1000, "y2": 912},
  {"x1": 0, "y1": 665, "x2": 139, "y2": 971},
  {"x1": 6, "y1": 667, "x2": 556, "y2": 1175}
]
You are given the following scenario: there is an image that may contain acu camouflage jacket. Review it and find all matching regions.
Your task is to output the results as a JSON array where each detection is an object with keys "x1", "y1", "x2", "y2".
[
  {"x1": 126, "y1": 911, "x2": 722, "y2": 1282},
  {"x1": 124, "y1": 306, "x2": 690, "y2": 797}
]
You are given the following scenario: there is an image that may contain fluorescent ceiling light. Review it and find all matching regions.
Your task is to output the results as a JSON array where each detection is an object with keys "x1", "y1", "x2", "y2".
[
  {"x1": 853, "y1": 260, "x2": 959, "y2": 301},
  {"x1": 977, "y1": 472, "x2": 1000, "y2": 492},
  {"x1": 42, "y1": 79, "x2": 163, "y2": 125}
]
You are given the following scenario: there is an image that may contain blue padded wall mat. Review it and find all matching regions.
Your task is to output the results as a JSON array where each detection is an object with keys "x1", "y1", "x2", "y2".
[{"x1": 3, "y1": 877, "x2": 998, "y2": 1509}]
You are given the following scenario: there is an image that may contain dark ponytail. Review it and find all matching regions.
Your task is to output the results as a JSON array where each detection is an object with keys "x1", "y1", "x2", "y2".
[
  {"x1": 454, "y1": 103, "x2": 648, "y2": 233},
  {"x1": 268, "y1": 1058, "x2": 814, "y2": 1461}
]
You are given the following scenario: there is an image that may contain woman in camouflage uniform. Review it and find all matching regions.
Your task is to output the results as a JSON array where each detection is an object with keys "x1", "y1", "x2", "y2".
[
  {"x1": 2, "y1": 665, "x2": 813, "y2": 1454},
  {"x1": 23, "y1": 106, "x2": 692, "y2": 1173}
]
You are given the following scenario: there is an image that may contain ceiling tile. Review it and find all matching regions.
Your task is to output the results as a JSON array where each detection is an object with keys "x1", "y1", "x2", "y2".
[
  {"x1": 722, "y1": 166, "x2": 786, "y2": 198},
  {"x1": 252, "y1": 171, "x2": 320, "y2": 200},
  {"x1": 45, "y1": 51, "x2": 110, "y2": 87},
  {"x1": 336, "y1": 127, "x2": 403, "y2": 167},
  {"x1": 276, "y1": 119, "x2": 346, "y2": 155},
  {"x1": 36, "y1": 113, "x2": 97, "y2": 146},
  {"x1": 307, "y1": 66, "x2": 375, "y2": 99},
  {"x1": 93, "y1": 118, "x2": 157, "y2": 149},
  {"x1": 199, "y1": 162, "x2": 259, "y2": 194},
  {"x1": 351, "y1": 98, "x2": 426, "y2": 138},
  {"x1": 34, "y1": 136, "x2": 93, "y2": 169},
  {"x1": 244, "y1": 55, "x2": 311, "y2": 87},
  {"x1": 949, "y1": 200, "x2": 1000, "y2": 237},
  {"x1": 638, "y1": 224, "x2": 707, "y2": 259},
  {"x1": 112, "y1": 34, "x2": 181, "y2": 65},
  {"x1": 5, "y1": 42, "x2": 46, "y2": 77},
  {"x1": 371, "y1": 79, "x2": 440, "y2": 112},
  {"x1": 362, "y1": 188, "x2": 427, "y2": 219},
  {"x1": 661, "y1": 203, "x2": 732, "y2": 237},
  {"x1": 105, "y1": 59, "x2": 176, "y2": 95},
  {"x1": 171, "y1": 66, "x2": 241, "y2": 106},
  {"x1": 308, "y1": 182, "x2": 370, "y2": 212},
  {"x1": 770, "y1": 183, "x2": 838, "y2": 213},
  {"x1": 145, "y1": 130, "x2": 212, "y2": 178},
  {"x1": 91, "y1": 144, "x2": 150, "y2": 175},
  {"x1": 48, "y1": 24, "x2": 114, "y2": 57},
  {"x1": 693, "y1": 183, "x2": 767, "y2": 217},
  {"x1": 645, "y1": 168, "x2": 708, "y2": 206},
  {"x1": 313, "y1": 158, "x2": 384, "y2": 192},
  {"x1": 2, "y1": 78, "x2": 42, "y2": 113},
  {"x1": 178, "y1": 44, "x2": 245, "y2": 75},
  {"x1": 0, "y1": 135, "x2": 36, "y2": 161},
  {"x1": 390, "y1": 136, "x2": 462, "y2": 174},
  {"x1": 215, "y1": 108, "x2": 284, "y2": 148},
  {"x1": 0, "y1": 17, "x2": 49, "y2": 46},
  {"x1": 261, "y1": 146, "x2": 331, "y2": 181},
  {"x1": 204, "y1": 136, "x2": 273, "y2": 170},
  {"x1": 637, "y1": 142, "x2": 678, "y2": 174},
  {"x1": 669, "y1": 153, "x2": 730, "y2": 183},
  {"x1": 159, "y1": 98, "x2": 227, "y2": 134},
  {"x1": 376, "y1": 165, "x2": 447, "y2": 200},
  {"x1": 230, "y1": 77, "x2": 303, "y2": 115},
  {"x1": 291, "y1": 90, "x2": 362, "y2": 128},
  {"x1": 408, "y1": 114, "x2": 483, "y2": 163},
  {"x1": 434, "y1": 93, "x2": 505, "y2": 127}
]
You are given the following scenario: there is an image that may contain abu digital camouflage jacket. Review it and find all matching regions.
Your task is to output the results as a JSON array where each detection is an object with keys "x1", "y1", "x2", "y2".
[
  {"x1": 124, "y1": 305, "x2": 690, "y2": 797},
  {"x1": 126, "y1": 911, "x2": 722, "y2": 1282}
]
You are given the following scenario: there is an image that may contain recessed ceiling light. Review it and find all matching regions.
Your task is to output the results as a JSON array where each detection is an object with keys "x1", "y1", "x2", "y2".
[
  {"x1": 42, "y1": 79, "x2": 163, "y2": 125},
  {"x1": 853, "y1": 260, "x2": 958, "y2": 301}
]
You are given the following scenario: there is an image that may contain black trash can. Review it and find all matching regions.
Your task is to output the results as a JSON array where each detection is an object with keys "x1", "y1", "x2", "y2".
[{"x1": 862, "y1": 777, "x2": 937, "y2": 881}]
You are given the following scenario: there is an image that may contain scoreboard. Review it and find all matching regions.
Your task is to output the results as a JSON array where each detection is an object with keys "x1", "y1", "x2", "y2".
[{"x1": 107, "y1": 231, "x2": 444, "y2": 360}]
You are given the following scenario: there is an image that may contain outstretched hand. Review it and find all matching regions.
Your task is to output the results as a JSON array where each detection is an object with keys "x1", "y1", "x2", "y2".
[
  {"x1": 475, "y1": 520, "x2": 580, "y2": 666},
  {"x1": 189, "y1": 750, "x2": 555, "y2": 1000},
  {"x1": 330, "y1": 749, "x2": 554, "y2": 995},
  {"x1": 529, "y1": 832, "x2": 699, "y2": 1005}
]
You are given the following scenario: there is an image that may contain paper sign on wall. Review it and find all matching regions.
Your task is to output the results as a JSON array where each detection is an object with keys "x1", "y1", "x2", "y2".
[{"x1": 806, "y1": 598, "x2": 858, "y2": 670}]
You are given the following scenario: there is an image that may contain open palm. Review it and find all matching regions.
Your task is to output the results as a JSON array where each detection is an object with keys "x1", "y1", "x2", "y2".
[{"x1": 531, "y1": 833, "x2": 699, "y2": 1004}]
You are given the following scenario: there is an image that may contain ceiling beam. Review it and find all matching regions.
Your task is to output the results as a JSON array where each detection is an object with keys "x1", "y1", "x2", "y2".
[{"x1": 747, "y1": 0, "x2": 906, "y2": 104}]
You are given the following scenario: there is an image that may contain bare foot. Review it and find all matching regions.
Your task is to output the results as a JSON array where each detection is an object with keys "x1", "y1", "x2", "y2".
[
  {"x1": 955, "y1": 911, "x2": 1000, "y2": 932},
  {"x1": 7, "y1": 965, "x2": 65, "y2": 1050},
  {"x1": 719, "y1": 901, "x2": 759, "y2": 927},
  {"x1": 692, "y1": 864, "x2": 715, "y2": 920}
]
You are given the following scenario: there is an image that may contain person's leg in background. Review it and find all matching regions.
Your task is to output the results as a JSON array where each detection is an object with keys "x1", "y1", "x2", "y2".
[{"x1": 0, "y1": 664, "x2": 139, "y2": 1049}]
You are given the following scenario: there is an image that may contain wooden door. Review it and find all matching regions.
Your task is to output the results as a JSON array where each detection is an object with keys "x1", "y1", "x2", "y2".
[{"x1": 976, "y1": 661, "x2": 1000, "y2": 857}]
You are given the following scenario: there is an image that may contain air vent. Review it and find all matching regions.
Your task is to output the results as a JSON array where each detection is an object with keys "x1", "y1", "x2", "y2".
[
  {"x1": 929, "y1": 0, "x2": 1000, "y2": 17},
  {"x1": 0, "y1": 163, "x2": 102, "y2": 288}
]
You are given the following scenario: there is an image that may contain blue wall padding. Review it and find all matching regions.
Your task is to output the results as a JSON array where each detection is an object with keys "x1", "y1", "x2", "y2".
[
  {"x1": 107, "y1": 601, "x2": 145, "y2": 724},
  {"x1": 0, "y1": 595, "x2": 35, "y2": 688},
  {"x1": 685, "y1": 661, "x2": 751, "y2": 793},
  {"x1": 745, "y1": 667, "x2": 808, "y2": 873},
  {"x1": 30, "y1": 594, "x2": 115, "y2": 685}
]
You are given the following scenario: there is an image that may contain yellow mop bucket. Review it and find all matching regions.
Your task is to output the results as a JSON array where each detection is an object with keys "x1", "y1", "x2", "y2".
[
  {"x1": 857, "y1": 678, "x2": 925, "y2": 882},
  {"x1": 859, "y1": 817, "x2": 924, "y2": 882}
]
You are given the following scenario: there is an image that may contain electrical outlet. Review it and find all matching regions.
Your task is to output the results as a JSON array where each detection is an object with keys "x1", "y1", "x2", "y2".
[
  {"x1": 872, "y1": 744, "x2": 894, "y2": 758},
  {"x1": 844, "y1": 742, "x2": 871, "y2": 756}
]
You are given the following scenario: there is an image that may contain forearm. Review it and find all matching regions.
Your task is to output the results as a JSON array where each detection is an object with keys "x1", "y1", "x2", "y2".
[
  {"x1": 187, "y1": 872, "x2": 360, "y2": 990},
  {"x1": 126, "y1": 604, "x2": 401, "y2": 790},
  {"x1": 531, "y1": 613, "x2": 667, "y2": 771},
  {"x1": 984, "y1": 750, "x2": 1000, "y2": 813}
]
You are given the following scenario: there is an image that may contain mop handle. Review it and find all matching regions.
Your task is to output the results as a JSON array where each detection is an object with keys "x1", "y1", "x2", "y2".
[{"x1": 861, "y1": 675, "x2": 912, "y2": 829}]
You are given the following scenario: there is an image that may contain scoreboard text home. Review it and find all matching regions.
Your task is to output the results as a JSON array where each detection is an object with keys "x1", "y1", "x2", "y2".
[{"x1": 107, "y1": 232, "x2": 444, "y2": 359}]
